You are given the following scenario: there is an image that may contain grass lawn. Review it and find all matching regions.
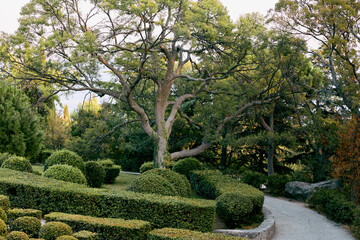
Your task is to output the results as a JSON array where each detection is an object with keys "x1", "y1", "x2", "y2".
[
  {"x1": 32, "y1": 164, "x2": 44, "y2": 174},
  {"x1": 102, "y1": 173, "x2": 140, "y2": 191}
]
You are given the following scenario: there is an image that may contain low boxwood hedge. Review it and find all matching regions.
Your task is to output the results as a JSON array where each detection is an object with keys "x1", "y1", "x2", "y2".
[
  {"x1": 11, "y1": 216, "x2": 41, "y2": 238},
  {"x1": 97, "y1": 160, "x2": 120, "y2": 184},
  {"x1": 0, "y1": 168, "x2": 215, "y2": 232},
  {"x1": 45, "y1": 212, "x2": 151, "y2": 240},
  {"x1": 7, "y1": 209, "x2": 42, "y2": 224},
  {"x1": 148, "y1": 228, "x2": 247, "y2": 240},
  {"x1": 72, "y1": 231, "x2": 97, "y2": 240}
]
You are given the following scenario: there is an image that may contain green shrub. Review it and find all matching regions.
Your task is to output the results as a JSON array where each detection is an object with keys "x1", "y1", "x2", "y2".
[
  {"x1": 44, "y1": 150, "x2": 84, "y2": 171},
  {"x1": 0, "y1": 168, "x2": 216, "y2": 232},
  {"x1": 143, "y1": 169, "x2": 191, "y2": 197},
  {"x1": 103, "y1": 166, "x2": 120, "y2": 184},
  {"x1": 126, "y1": 174, "x2": 178, "y2": 196},
  {"x1": 31, "y1": 150, "x2": 54, "y2": 164},
  {"x1": 0, "y1": 219, "x2": 7, "y2": 236},
  {"x1": 139, "y1": 162, "x2": 154, "y2": 173},
  {"x1": 240, "y1": 170, "x2": 266, "y2": 189},
  {"x1": 83, "y1": 162, "x2": 105, "y2": 188},
  {"x1": 1, "y1": 157, "x2": 33, "y2": 173},
  {"x1": 267, "y1": 174, "x2": 290, "y2": 196},
  {"x1": 72, "y1": 231, "x2": 97, "y2": 240},
  {"x1": 11, "y1": 217, "x2": 41, "y2": 238},
  {"x1": 0, "y1": 153, "x2": 13, "y2": 167},
  {"x1": 39, "y1": 222, "x2": 73, "y2": 240},
  {"x1": 148, "y1": 228, "x2": 247, "y2": 240},
  {"x1": 44, "y1": 165, "x2": 86, "y2": 185},
  {"x1": 216, "y1": 192, "x2": 253, "y2": 228},
  {"x1": 0, "y1": 209, "x2": 6, "y2": 222},
  {"x1": 45, "y1": 212, "x2": 151, "y2": 240},
  {"x1": 172, "y1": 158, "x2": 202, "y2": 178},
  {"x1": 96, "y1": 160, "x2": 114, "y2": 168},
  {"x1": 6, "y1": 231, "x2": 29, "y2": 240},
  {"x1": 351, "y1": 207, "x2": 360, "y2": 239},
  {"x1": 0, "y1": 195, "x2": 10, "y2": 211},
  {"x1": 55, "y1": 236, "x2": 77, "y2": 240},
  {"x1": 7, "y1": 209, "x2": 42, "y2": 224}
]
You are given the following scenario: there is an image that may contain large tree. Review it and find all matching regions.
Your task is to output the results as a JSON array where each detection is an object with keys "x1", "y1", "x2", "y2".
[{"x1": 1, "y1": 0, "x2": 280, "y2": 167}]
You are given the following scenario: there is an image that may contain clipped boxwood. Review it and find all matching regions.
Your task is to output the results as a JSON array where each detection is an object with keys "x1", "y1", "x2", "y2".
[
  {"x1": 240, "y1": 170, "x2": 267, "y2": 189},
  {"x1": 0, "y1": 209, "x2": 6, "y2": 223},
  {"x1": 0, "y1": 153, "x2": 13, "y2": 167},
  {"x1": 139, "y1": 162, "x2": 153, "y2": 174},
  {"x1": 126, "y1": 174, "x2": 178, "y2": 196},
  {"x1": 45, "y1": 212, "x2": 151, "y2": 240},
  {"x1": 72, "y1": 231, "x2": 97, "y2": 240},
  {"x1": 44, "y1": 165, "x2": 86, "y2": 185},
  {"x1": 0, "y1": 168, "x2": 215, "y2": 232},
  {"x1": 0, "y1": 195, "x2": 9, "y2": 211},
  {"x1": 11, "y1": 217, "x2": 41, "y2": 238},
  {"x1": 44, "y1": 150, "x2": 84, "y2": 172},
  {"x1": 7, "y1": 209, "x2": 42, "y2": 224},
  {"x1": 97, "y1": 160, "x2": 120, "y2": 184},
  {"x1": 148, "y1": 228, "x2": 247, "y2": 240},
  {"x1": 172, "y1": 158, "x2": 202, "y2": 178},
  {"x1": 6, "y1": 231, "x2": 29, "y2": 240},
  {"x1": 1, "y1": 156, "x2": 33, "y2": 173},
  {"x1": 83, "y1": 162, "x2": 105, "y2": 188},
  {"x1": 55, "y1": 236, "x2": 77, "y2": 240},
  {"x1": 144, "y1": 169, "x2": 191, "y2": 197},
  {"x1": 39, "y1": 222, "x2": 72, "y2": 240},
  {"x1": 0, "y1": 219, "x2": 6, "y2": 237}
]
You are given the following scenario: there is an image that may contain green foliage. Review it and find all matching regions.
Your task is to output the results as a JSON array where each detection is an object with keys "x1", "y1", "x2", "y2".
[
  {"x1": 44, "y1": 165, "x2": 86, "y2": 185},
  {"x1": 139, "y1": 162, "x2": 154, "y2": 174},
  {"x1": 7, "y1": 209, "x2": 42, "y2": 224},
  {"x1": 144, "y1": 169, "x2": 191, "y2": 197},
  {"x1": 0, "y1": 209, "x2": 6, "y2": 223},
  {"x1": 55, "y1": 236, "x2": 78, "y2": 240},
  {"x1": 126, "y1": 174, "x2": 178, "y2": 197},
  {"x1": 0, "y1": 195, "x2": 10, "y2": 211},
  {"x1": 0, "y1": 153, "x2": 13, "y2": 167},
  {"x1": 96, "y1": 160, "x2": 120, "y2": 184},
  {"x1": 216, "y1": 192, "x2": 253, "y2": 228},
  {"x1": 44, "y1": 150, "x2": 84, "y2": 172},
  {"x1": 83, "y1": 161, "x2": 105, "y2": 188},
  {"x1": 148, "y1": 228, "x2": 247, "y2": 240},
  {"x1": 0, "y1": 82, "x2": 44, "y2": 159},
  {"x1": 0, "y1": 168, "x2": 216, "y2": 232},
  {"x1": 72, "y1": 231, "x2": 97, "y2": 240},
  {"x1": 267, "y1": 174, "x2": 291, "y2": 195},
  {"x1": 96, "y1": 159, "x2": 114, "y2": 168},
  {"x1": 172, "y1": 158, "x2": 202, "y2": 178},
  {"x1": 11, "y1": 217, "x2": 41, "y2": 238},
  {"x1": 39, "y1": 222, "x2": 73, "y2": 240},
  {"x1": 31, "y1": 149, "x2": 54, "y2": 164},
  {"x1": 351, "y1": 207, "x2": 360, "y2": 239},
  {"x1": 0, "y1": 219, "x2": 6, "y2": 236},
  {"x1": 1, "y1": 156, "x2": 33, "y2": 173},
  {"x1": 45, "y1": 212, "x2": 151, "y2": 240},
  {"x1": 6, "y1": 231, "x2": 29, "y2": 240},
  {"x1": 240, "y1": 170, "x2": 267, "y2": 189}
]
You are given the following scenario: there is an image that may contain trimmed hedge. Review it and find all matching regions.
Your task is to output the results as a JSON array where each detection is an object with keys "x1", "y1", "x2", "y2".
[
  {"x1": 0, "y1": 209, "x2": 6, "y2": 222},
  {"x1": 0, "y1": 219, "x2": 6, "y2": 236},
  {"x1": 0, "y1": 168, "x2": 215, "y2": 232},
  {"x1": 83, "y1": 162, "x2": 105, "y2": 188},
  {"x1": 0, "y1": 195, "x2": 10, "y2": 211},
  {"x1": 55, "y1": 237, "x2": 77, "y2": 240},
  {"x1": 0, "y1": 153, "x2": 13, "y2": 167},
  {"x1": 7, "y1": 209, "x2": 42, "y2": 224},
  {"x1": 1, "y1": 157, "x2": 33, "y2": 173},
  {"x1": 240, "y1": 170, "x2": 267, "y2": 189},
  {"x1": 72, "y1": 231, "x2": 97, "y2": 240},
  {"x1": 97, "y1": 160, "x2": 120, "y2": 184},
  {"x1": 6, "y1": 231, "x2": 29, "y2": 240},
  {"x1": 148, "y1": 228, "x2": 247, "y2": 240},
  {"x1": 45, "y1": 212, "x2": 151, "y2": 240},
  {"x1": 44, "y1": 165, "x2": 86, "y2": 185},
  {"x1": 11, "y1": 217, "x2": 41, "y2": 238},
  {"x1": 44, "y1": 150, "x2": 84, "y2": 171},
  {"x1": 39, "y1": 222, "x2": 72, "y2": 240},
  {"x1": 126, "y1": 174, "x2": 178, "y2": 196},
  {"x1": 139, "y1": 162, "x2": 153, "y2": 174},
  {"x1": 172, "y1": 158, "x2": 202, "y2": 178}
]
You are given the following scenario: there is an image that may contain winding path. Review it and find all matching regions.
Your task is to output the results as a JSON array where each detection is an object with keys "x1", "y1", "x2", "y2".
[{"x1": 264, "y1": 196, "x2": 355, "y2": 240}]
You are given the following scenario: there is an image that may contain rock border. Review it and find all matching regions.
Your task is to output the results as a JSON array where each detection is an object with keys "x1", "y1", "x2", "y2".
[{"x1": 213, "y1": 207, "x2": 275, "y2": 240}]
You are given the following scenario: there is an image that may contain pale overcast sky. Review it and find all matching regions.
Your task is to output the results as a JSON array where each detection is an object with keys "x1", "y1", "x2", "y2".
[{"x1": 0, "y1": 0, "x2": 279, "y2": 113}]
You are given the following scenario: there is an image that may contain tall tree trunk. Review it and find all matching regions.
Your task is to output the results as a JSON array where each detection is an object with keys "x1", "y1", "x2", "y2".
[{"x1": 155, "y1": 135, "x2": 169, "y2": 168}]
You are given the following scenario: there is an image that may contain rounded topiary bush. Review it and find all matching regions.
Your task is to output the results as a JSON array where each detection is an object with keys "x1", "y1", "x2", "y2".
[
  {"x1": 172, "y1": 157, "x2": 202, "y2": 178},
  {"x1": 55, "y1": 236, "x2": 78, "y2": 240},
  {"x1": 39, "y1": 222, "x2": 72, "y2": 240},
  {"x1": 6, "y1": 231, "x2": 29, "y2": 240},
  {"x1": 126, "y1": 174, "x2": 178, "y2": 196},
  {"x1": 44, "y1": 150, "x2": 84, "y2": 171},
  {"x1": 11, "y1": 216, "x2": 41, "y2": 238},
  {"x1": 0, "y1": 209, "x2": 6, "y2": 223},
  {"x1": 1, "y1": 156, "x2": 33, "y2": 173},
  {"x1": 144, "y1": 169, "x2": 191, "y2": 197},
  {"x1": 44, "y1": 165, "x2": 86, "y2": 185},
  {"x1": 72, "y1": 230, "x2": 97, "y2": 240},
  {"x1": 139, "y1": 162, "x2": 154, "y2": 173},
  {"x1": 0, "y1": 219, "x2": 7, "y2": 237},
  {"x1": 83, "y1": 161, "x2": 105, "y2": 188},
  {"x1": 216, "y1": 192, "x2": 253, "y2": 228},
  {"x1": 0, "y1": 153, "x2": 13, "y2": 167},
  {"x1": 0, "y1": 195, "x2": 10, "y2": 211}
]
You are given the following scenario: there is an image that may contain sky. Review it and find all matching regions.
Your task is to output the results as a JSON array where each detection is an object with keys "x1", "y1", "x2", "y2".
[{"x1": 0, "y1": 0, "x2": 279, "y2": 113}]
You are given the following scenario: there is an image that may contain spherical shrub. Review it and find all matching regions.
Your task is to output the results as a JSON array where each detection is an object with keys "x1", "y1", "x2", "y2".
[
  {"x1": 0, "y1": 195, "x2": 9, "y2": 211},
  {"x1": 126, "y1": 174, "x2": 177, "y2": 196},
  {"x1": 240, "y1": 170, "x2": 267, "y2": 188},
  {"x1": 55, "y1": 236, "x2": 78, "y2": 240},
  {"x1": 97, "y1": 159, "x2": 114, "y2": 167},
  {"x1": 83, "y1": 161, "x2": 105, "y2": 188},
  {"x1": 172, "y1": 157, "x2": 202, "y2": 178},
  {"x1": 1, "y1": 156, "x2": 33, "y2": 173},
  {"x1": 0, "y1": 209, "x2": 6, "y2": 223},
  {"x1": 44, "y1": 165, "x2": 86, "y2": 185},
  {"x1": 72, "y1": 230, "x2": 97, "y2": 240},
  {"x1": 139, "y1": 162, "x2": 153, "y2": 173},
  {"x1": 11, "y1": 216, "x2": 41, "y2": 238},
  {"x1": 44, "y1": 150, "x2": 84, "y2": 171},
  {"x1": 6, "y1": 231, "x2": 29, "y2": 240},
  {"x1": 0, "y1": 153, "x2": 13, "y2": 167},
  {"x1": 144, "y1": 169, "x2": 191, "y2": 197},
  {"x1": 39, "y1": 222, "x2": 72, "y2": 240},
  {"x1": 216, "y1": 192, "x2": 253, "y2": 228},
  {"x1": 0, "y1": 219, "x2": 7, "y2": 236},
  {"x1": 103, "y1": 165, "x2": 121, "y2": 184}
]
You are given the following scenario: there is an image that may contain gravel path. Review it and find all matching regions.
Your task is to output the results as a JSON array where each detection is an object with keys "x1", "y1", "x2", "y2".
[{"x1": 264, "y1": 196, "x2": 355, "y2": 240}]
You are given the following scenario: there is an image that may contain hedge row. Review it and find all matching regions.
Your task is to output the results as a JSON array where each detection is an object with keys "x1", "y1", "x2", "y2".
[
  {"x1": 0, "y1": 168, "x2": 215, "y2": 232},
  {"x1": 148, "y1": 228, "x2": 247, "y2": 240},
  {"x1": 45, "y1": 212, "x2": 151, "y2": 240}
]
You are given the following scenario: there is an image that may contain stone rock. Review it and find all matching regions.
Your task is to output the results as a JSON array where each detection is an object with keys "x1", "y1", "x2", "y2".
[{"x1": 285, "y1": 179, "x2": 342, "y2": 201}]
